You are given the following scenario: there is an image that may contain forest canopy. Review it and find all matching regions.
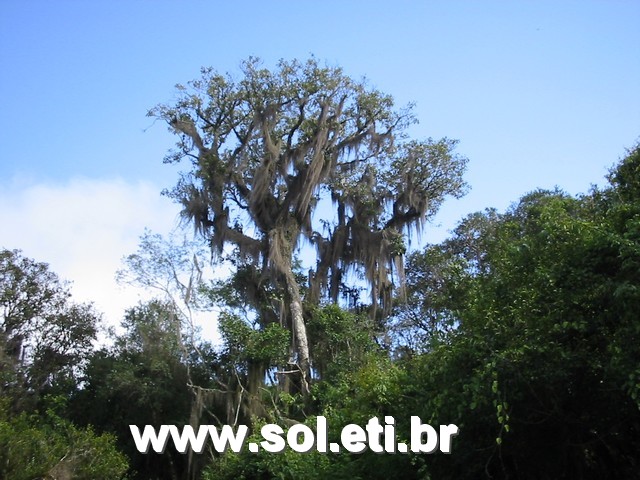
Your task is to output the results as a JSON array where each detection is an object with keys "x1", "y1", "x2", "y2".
[{"x1": 1, "y1": 57, "x2": 638, "y2": 480}]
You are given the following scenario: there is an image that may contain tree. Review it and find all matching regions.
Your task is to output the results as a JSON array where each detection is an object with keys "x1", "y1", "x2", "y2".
[
  {"x1": 72, "y1": 300, "x2": 220, "y2": 480},
  {"x1": 394, "y1": 144, "x2": 640, "y2": 478},
  {"x1": 150, "y1": 57, "x2": 468, "y2": 391},
  {"x1": 0, "y1": 249, "x2": 98, "y2": 409},
  {"x1": 116, "y1": 229, "x2": 214, "y2": 368}
]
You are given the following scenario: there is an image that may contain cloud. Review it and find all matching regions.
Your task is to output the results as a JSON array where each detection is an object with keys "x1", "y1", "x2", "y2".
[{"x1": 0, "y1": 176, "x2": 184, "y2": 334}]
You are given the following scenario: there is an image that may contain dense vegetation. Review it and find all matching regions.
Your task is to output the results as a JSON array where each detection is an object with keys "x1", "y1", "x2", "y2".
[{"x1": 1, "y1": 59, "x2": 638, "y2": 479}]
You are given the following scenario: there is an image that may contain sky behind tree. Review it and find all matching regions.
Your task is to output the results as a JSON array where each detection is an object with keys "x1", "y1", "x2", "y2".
[{"x1": 1, "y1": 0, "x2": 638, "y2": 334}]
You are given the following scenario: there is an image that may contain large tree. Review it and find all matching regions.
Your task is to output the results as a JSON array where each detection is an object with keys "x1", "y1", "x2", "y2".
[{"x1": 150, "y1": 57, "x2": 468, "y2": 391}]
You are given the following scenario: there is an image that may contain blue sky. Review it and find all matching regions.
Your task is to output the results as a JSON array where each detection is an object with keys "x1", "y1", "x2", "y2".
[{"x1": 1, "y1": 1, "x2": 639, "y2": 331}]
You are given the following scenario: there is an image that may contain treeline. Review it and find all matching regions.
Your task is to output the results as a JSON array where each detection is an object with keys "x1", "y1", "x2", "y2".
[
  {"x1": 2, "y1": 145, "x2": 638, "y2": 479},
  {"x1": 1, "y1": 58, "x2": 638, "y2": 479}
]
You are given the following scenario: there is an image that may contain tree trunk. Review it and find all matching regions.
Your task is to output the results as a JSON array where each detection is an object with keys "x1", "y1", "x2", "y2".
[
  {"x1": 285, "y1": 275, "x2": 310, "y2": 394},
  {"x1": 270, "y1": 226, "x2": 311, "y2": 394}
]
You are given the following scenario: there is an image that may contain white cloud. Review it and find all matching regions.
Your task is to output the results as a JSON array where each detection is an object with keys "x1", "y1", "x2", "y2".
[{"x1": 0, "y1": 176, "x2": 186, "y2": 334}]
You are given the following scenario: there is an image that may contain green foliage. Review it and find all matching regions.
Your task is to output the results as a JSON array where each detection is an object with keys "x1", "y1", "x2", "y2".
[
  {"x1": 306, "y1": 304, "x2": 376, "y2": 379},
  {"x1": 202, "y1": 418, "x2": 336, "y2": 480},
  {"x1": 0, "y1": 249, "x2": 99, "y2": 408},
  {"x1": 392, "y1": 243, "x2": 470, "y2": 352},
  {"x1": 218, "y1": 312, "x2": 290, "y2": 366},
  {"x1": 0, "y1": 398, "x2": 128, "y2": 480},
  {"x1": 1, "y1": 67, "x2": 636, "y2": 480},
  {"x1": 203, "y1": 354, "x2": 408, "y2": 480},
  {"x1": 607, "y1": 143, "x2": 640, "y2": 204},
  {"x1": 71, "y1": 300, "x2": 219, "y2": 480},
  {"x1": 394, "y1": 148, "x2": 640, "y2": 478},
  {"x1": 197, "y1": 146, "x2": 640, "y2": 479}
]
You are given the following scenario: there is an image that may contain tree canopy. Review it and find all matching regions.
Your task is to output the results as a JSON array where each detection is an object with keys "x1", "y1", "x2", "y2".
[
  {"x1": 0, "y1": 249, "x2": 98, "y2": 409},
  {"x1": 0, "y1": 250, "x2": 127, "y2": 479},
  {"x1": 1, "y1": 57, "x2": 637, "y2": 480},
  {"x1": 150, "y1": 57, "x2": 468, "y2": 390}
]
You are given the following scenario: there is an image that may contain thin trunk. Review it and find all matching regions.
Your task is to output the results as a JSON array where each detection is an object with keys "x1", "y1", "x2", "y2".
[{"x1": 286, "y1": 273, "x2": 310, "y2": 394}]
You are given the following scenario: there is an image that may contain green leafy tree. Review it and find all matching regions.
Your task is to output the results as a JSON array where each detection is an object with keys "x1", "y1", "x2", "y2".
[
  {"x1": 306, "y1": 304, "x2": 376, "y2": 380},
  {"x1": 0, "y1": 397, "x2": 128, "y2": 480},
  {"x1": 396, "y1": 147, "x2": 640, "y2": 478},
  {"x1": 150, "y1": 57, "x2": 468, "y2": 391},
  {"x1": 0, "y1": 249, "x2": 98, "y2": 410},
  {"x1": 203, "y1": 352, "x2": 407, "y2": 480},
  {"x1": 72, "y1": 300, "x2": 219, "y2": 480}
]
